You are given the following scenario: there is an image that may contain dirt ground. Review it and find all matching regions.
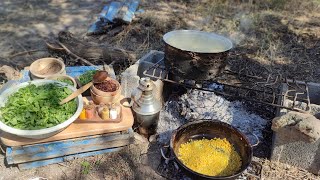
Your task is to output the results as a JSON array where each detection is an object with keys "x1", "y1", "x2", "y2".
[{"x1": 0, "y1": 0, "x2": 320, "y2": 179}]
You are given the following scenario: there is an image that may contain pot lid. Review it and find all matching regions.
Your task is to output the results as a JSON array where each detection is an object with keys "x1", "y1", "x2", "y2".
[{"x1": 163, "y1": 30, "x2": 233, "y2": 53}]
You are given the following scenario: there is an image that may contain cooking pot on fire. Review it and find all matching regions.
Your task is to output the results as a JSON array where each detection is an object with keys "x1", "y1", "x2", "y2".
[
  {"x1": 163, "y1": 30, "x2": 233, "y2": 80},
  {"x1": 162, "y1": 120, "x2": 253, "y2": 180}
]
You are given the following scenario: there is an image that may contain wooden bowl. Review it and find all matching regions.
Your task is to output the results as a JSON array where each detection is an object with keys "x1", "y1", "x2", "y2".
[
  {"x1": 45, "y1": 75, "x2": 77, "y2": 88},
  {"x1": 30, "y1": 58, "x2": 66, "y2": 79},
  {"x1": 91, "y1": 78, "x2": 121, "y2": 97},
  {"x1": 90, "y1": 87, "x2": 121, "y2": 105}
]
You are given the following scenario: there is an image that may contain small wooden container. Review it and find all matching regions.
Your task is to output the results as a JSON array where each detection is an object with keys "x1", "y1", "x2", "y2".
[{"x1": 30, "y1": 58, "x2": 66, "y2": 79}]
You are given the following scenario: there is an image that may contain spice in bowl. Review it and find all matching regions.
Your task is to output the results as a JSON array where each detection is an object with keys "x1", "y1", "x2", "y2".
[
  {"x1": 85, "y1": 105, "x2": 96, "y2": 119},
  {"x1": 178, "y1": 138, "x2": 242, "y2": 177},
  {"x1": 95, "y1": 80, "x2": 118, "y2": 92}
]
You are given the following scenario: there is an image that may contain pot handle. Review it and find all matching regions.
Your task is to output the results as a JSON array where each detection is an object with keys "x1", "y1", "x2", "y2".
[
  {"x1": 249, "y1": 132, "x2": 260, "y2": 147},
  {"x1": 160, "y1": 145, "x2": 174, "y2": 163}
]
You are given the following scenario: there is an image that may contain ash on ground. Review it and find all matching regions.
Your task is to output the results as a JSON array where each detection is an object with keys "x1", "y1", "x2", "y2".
[
  {"x1": 157, "y1": 89, "x2": 268, "y2": 145},
  {"x1": 157, "y1": 94, "x2": 186, "y2": 144}
]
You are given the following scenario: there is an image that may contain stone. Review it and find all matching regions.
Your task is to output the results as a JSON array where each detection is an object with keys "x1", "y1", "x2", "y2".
[
  {"x1": 133, "y1": 132, "x2": 149, "y2": 144},
  {"x1": 105, "y1": 65, "x2": 116, "y2": 79},
  {"x1": 149, "y1": 135, "x2": 157, "y2": 142},
  {"x1": 272, "y1": 111, "x2": 320, "y2": 143},
  {"x1": 271, "y1": 82, "x2": 320, "y2": 175},
  {"x1": 0, "y1": 65, "x2": 20, "y2": 80},
  {"x1": 120, "y1": 63, "x2": 140, "y2": 98}
]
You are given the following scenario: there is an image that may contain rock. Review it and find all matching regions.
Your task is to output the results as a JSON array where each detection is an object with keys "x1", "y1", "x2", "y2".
[
  {"x1": 0, "y1": 65, "x2": 20, "y2": 80},
  {"x1": 272, "y1": 111, "x2": 320, "y2": 143},
  {"x1": 120, "y1": 64, "x2": 140, "y2": 98},
  {"x1": 149, "y1": 135, "x2": 157, "y2": 142},
  {"x1": 133, "y1": 132, "x2": 149, "y2": 144}
]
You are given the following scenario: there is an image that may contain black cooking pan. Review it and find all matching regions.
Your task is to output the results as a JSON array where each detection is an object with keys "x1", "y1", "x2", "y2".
[
  {"x1": 169, "y1": 120, "x2": 252, "y2": 180},
  {"x1": 163, "y1": 30, "x2": 233, "y2": 81}
]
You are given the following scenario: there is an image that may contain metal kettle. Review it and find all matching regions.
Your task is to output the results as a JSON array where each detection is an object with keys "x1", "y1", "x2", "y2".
[{"x1": 130, "y1": 77, "x2": 162, "y2": 136}]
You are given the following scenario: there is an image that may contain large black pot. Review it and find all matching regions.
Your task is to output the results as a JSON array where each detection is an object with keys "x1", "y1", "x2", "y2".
[
  {"x1": 169, "y1": 120, "x2": 252, "y2": 180},
  {"x1": 163, "y1": 30, "x2": 233, "y2": 81}
]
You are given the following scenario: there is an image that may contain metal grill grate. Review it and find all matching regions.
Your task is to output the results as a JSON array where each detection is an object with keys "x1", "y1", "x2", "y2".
[{"x1": 143, "y1": 58, "x2": 311, "y2": 113}]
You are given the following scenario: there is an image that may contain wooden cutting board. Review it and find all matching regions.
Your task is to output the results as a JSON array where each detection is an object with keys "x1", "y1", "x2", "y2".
[{"x1": 0, "y1": 97, "x2": 134, "y2": 147}]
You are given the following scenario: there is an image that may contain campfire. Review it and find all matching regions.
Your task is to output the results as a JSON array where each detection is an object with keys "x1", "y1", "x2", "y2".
[{"x1": 0, "y1": 1, "x2": 320, "y2": 179}]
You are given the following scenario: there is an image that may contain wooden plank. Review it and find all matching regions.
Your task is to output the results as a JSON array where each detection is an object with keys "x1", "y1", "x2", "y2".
[
  {"x1": 0, "y1": 98, "x2": 134, "y2": 147},
  {"x1": 6, "y1": 129, "x2": 134, "y2": 165},
  {"x1": 7, "y1": 131, "x2": 126, "y2": 156},
  {"x1": 18, "y1": 147, "x2": 123, "y2": 170}
]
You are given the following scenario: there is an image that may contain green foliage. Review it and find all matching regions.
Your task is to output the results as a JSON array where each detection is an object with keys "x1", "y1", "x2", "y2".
[
  {"x1": 78, "y1": 70, "x2": 97, "y2": 85},
  {"x1": 81, "y1": 161, "x2": 91, "y2": 175},
  {"x1": 0, "y1": 83, "x2": 77, "y2": 130},
  {"x1": 57, "y1": 78, "x2": 74, "y2": 86}
]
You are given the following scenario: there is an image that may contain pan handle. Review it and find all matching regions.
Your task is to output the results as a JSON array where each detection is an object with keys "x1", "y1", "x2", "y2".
[
  {"x1": 160, "y1": 145, "x2": 174, "y2": 163},
  {"x1": 249, "y1": 132, "x2": 260, "y2": 147}
]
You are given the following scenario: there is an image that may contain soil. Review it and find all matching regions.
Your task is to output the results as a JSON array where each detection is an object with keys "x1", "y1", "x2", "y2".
[{"x1": 0, "y1": 0, "x2": 320, "y2": 179}]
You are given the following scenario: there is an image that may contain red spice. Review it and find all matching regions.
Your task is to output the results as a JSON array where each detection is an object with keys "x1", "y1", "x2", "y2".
[
  {"x1": 85, "y1": 106, "x2": 95, "y2": 119},
  {"x1": 95, "y1": 80, "x2": 118, "y2": 92}
]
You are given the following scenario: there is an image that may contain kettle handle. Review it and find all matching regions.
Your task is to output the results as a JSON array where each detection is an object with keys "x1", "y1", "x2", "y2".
[{"x1": 127, "y1": 88, "x2": 142, "y2": 107}]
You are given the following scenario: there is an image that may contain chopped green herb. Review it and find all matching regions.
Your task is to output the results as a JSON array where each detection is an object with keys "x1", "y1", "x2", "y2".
[
  {"x1": 79, "y1": 70, "x2": 97, "y2": 85},
  {"x1": 57, "y1": 78, "x2": 74, "y2": 86},
  {"x1": 0, "y1": 83, "x2": 77, "y2": 130}
]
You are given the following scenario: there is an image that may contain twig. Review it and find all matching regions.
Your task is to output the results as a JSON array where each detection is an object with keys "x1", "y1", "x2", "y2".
[
  {"x1": 58, "y1": 163, "x2": 69, "y2": 167},
  {"x1": 11, "y1": 40, "x2": 33, "y2": 63},
  {"x1": 9, "y1": 49, "x2": 46, "y2": 58},
  {"x1": 14, "y1": 41, "x2": 31, "y2": 57},
  {"x1": 58, "y1": 165, "x2": 68, "y2": 179},
  {"x1": 45, "y1": 41, "x2": 64, "y2": 51},
  {"x1": 243, "y1": 172, "x2": 261, "y2": 179},
  {"x1": 0, "y1": 145, "x2": 5, "y2": 154},
  {"x1": 56, "y1": 41, "x2": 102, "y2": 70}
]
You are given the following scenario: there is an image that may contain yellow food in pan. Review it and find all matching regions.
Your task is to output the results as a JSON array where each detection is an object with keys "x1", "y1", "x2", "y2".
[{"x1": 178, "y1": 138, "x2": 242, "y2": 176}]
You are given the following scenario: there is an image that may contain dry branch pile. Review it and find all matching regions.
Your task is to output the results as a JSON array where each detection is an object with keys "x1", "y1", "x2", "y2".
[{"x1": 47, "y1": 31, "x2": 136, "y2": 74}]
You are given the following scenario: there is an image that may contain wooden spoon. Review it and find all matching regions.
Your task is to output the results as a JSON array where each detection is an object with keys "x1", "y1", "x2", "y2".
[{"x1": 59, "y1": 71, "x2": 109, "y2": 105}]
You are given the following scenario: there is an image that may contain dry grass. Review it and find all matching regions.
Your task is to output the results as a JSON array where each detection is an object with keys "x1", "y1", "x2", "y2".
[
  {"x1": 0, "y1": 1, "x2": 319, "y2": 178},
  {"x1": 96, "y1": 0, "x2": 320, "y2": 82},
  {"x1": 261, "y1": 159, "x2": 319, "y2": 180},
  {"x1": 2, "y1": 0, "x2": 319, "y2": 82}
]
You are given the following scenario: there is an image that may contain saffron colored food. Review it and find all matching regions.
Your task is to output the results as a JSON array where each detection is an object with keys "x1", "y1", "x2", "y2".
[{"x1": 178, "y1": 138, "x2": 242, "y2": 176}]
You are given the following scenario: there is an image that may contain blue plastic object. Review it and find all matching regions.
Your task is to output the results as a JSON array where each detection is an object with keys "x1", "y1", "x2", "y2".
[
  {"x1": 122, "y1": 0, "x2": 140, "y2": 23},
  {"x1": 87, "y1": 0, "x2": 140, "y2": 35},
  {"x1": 105, "y1": 1, "x2": 123, "y2": 22},
  {"x1": 19, "y1": 66, "x2": 98, "y2": 83}
]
